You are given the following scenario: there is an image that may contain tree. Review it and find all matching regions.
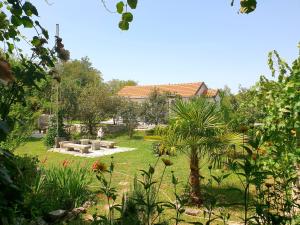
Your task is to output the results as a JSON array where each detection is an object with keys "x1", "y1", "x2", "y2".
[
  {"x1": 59, "y1": 57, "x2": 103, "y2": 121},
  {"x1": 141, "y1": 88, "x2": 169, "y2": 125},
  {"x1": 0, "y1": 1, "x2": 59, "y2": 222},
  {"x1": 0, "y1": 58, "x2": 54, "y2": 149},
  {"x1": 59, "y1": 57, "x2": 103, "y2": 86},
  {"x1": 78, "y1": 84, "x2": 109, "y2": 136},
  {"x1": 218, "y1": 85, "x2": 265, "y2": 132},
  {"x1": 120, "y1": 100, "x2": 140, "y2": 138},
  {"x1": 107, "y1": 79, "x2": 137, "y2": 94},
  {"x1": 60, "y1": 79, "x2": 80, "y2": 121},
  {"x1": 219, "y1": 86, "x2": 238, "y2": 125},
  {"x1": 105, "y1": 95, "x2": 125, "y2": 125},
  {"x1": 166, "y1": 97, "x2": 240, "y2": 204}
]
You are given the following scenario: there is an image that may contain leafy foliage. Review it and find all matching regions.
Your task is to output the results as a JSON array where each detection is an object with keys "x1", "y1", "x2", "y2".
[
  {"x1": 59, "y1": 57, "x2": 103, "y2": 121},
  {"x1": 219, "y1": 85, "x2": 265, "y2": 132},
  {"x1": 43, "y1": 111, "x2": 68, "y2": 148},
  {"x1": 165, "y1": 97, "x2": 241, "y2": 204},
  {"x1": 107, "y1": 79, "x2": 137, "y2": 94},
  {"x1": 21, "y1": 160, "x2": 92, "y2": 218},
  {"x1": 78, "y1": 84, "x2": 110, "y2": 136},
  {"x1": 120, "y1": 100, "x2": 140, "y2": 138},
  {"x1": 0, "y1": 0, "x2": 70, "y2": 143},
  {"x1": 0, "y1": 150, "x2": 40, "y2": 224},
  {"x1": 111, "y1": 0, "x2": 259, "y2": 30},
  {"x1": 43, "y1": 161, "x2": 92, "y2": 210},
  {"x1": 92, "y1": 157, "x2": 184, "y2": 225},
  {"x1": 115, "y1": 0, "x2": 137, "y2": 30},
  {"x1": 228, "y1": 45, "x2": 300, "y2": 224},
  {"x1": 0, "y1": 2, "x2": 60, "y2": 222},
  {"x1": 141, "y1": 88, "x2": 169, "y2": 125},
  {"x1": 105, "y1": 95, "x2": 125, "y2": 125}
]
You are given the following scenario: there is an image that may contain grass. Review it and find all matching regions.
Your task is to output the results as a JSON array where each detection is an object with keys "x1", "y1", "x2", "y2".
[{"x1": 15, "y1": 132, "x2": 246, "y2": 224}]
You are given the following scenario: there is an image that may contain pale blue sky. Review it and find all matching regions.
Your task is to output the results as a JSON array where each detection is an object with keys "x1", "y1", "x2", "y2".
[{"x1": 23, "y1": 1, "x2": 300, "y2": 92}]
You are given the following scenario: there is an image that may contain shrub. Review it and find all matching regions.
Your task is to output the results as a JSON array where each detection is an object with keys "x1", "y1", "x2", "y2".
[
  {"x1": 70, "y1": 131, "x2": 81, "y2": 141},
  {"x1": 152, "y1": 142, "x2": 175, "y2": 156},
  {"x1": 93, "y1": 157, "x2": 178, "y2": 225},
  {"x1": 44, "y1": 161, "x2": 92, "y2": 210},
  {"x1": 22, "y1": 161, "x2": 93, "y2": 218},
  {"x1": 14, "y1": 155, "x2": 39, "y2": 190},
  {"x1": 44, "y1": 112, "x2": 68, "y2": 148},
  {"x1": 0, "y1": 150, "x2": 40, "y2": 223},
  {"x1": 0, "y1": 148, "x2": 23, "y2": 224},
  {"x1": 145, "y1": 128, "x2": 155, "y2": 136}
]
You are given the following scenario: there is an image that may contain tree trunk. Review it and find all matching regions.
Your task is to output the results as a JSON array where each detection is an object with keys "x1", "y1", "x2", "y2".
[
  {"x1": 88, "y1": 120, "x2": 93, "y2": 136},
  {"x1": 189, "y1": 147, "x2": 202, "y2": 205}
]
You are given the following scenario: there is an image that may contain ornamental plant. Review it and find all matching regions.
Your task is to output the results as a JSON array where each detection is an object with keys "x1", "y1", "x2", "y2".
[
  {"x1": 92, "y1": 157, "x2": 189, "y2": 225},
  {"x1": 228, "y1": 45, "x2": 300, "y2": 224}
]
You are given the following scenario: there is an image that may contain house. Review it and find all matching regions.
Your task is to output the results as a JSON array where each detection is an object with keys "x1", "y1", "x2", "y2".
[{"x1": 117, "y1": 82, "x2": 220, "y2": 103}]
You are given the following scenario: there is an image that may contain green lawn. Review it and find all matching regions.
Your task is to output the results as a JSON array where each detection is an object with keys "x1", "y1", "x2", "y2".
[{"x1": 16, "y1": 132, "x2": 246, "y2": 224}]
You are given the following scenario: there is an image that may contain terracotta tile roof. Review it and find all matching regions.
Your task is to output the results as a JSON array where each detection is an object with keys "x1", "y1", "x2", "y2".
[
  {"x1": 118, "y1": 82, "x2": 204, "y2": 98},
  {"x1": 204, "y1": 89, "x2": 219, "y2": 97}
]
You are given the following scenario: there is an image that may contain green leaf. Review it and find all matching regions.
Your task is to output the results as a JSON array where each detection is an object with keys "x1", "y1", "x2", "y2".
[
  {"x1": 122, "y1": 12, "x2": 133, "y2": 22},
  {"x1": 35, "y1": 21, "x2": 49, "y2": 39},
  {"x1": 31, "y1": 36, "x2": 41, "y2": 46},
  {"x1": 127, "y1": 0, "x2": 137, "y2": 9},
  {"x1": 22, "y1": 2, "x2": 39, "y2": 16},
  {"x1": 8, "y1": 27, "x2": 18, "y2": 38},
  {"x1": 11, "y1": 15, "x2": 22, "y2": 26},
  {"x1": 11, "y1": 4, "x2": 22, "y2": 17},
  {"x1": 240, "y1": 0, "x2": 257, "y2": 14},
  {"x1": 7, "y1": 0, "x2": 18, "y2": 4},
  {"x1": 7, "y1": 42, "x2": 14, "y2": 53},
  {"x1": 118, "y1": 20, "x2": 129, "y2": 30},
  {"x1": 116, "y1": 1, "x2": 124, "y2": 14},
  {"x1": 41, "y1": 28, "x2": 49, "y2": 39},
  {"x1": 21, "y1": 16, "x2": 33, "y2": 28}
]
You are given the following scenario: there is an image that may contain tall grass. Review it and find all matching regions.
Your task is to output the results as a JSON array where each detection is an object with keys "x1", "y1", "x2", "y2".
[
  {"x1": 23, "y1": 161, "x2": 93, "y2": 218},
  {"x1": 44, "y1": 161, "x2": 93, "y2": 210}
]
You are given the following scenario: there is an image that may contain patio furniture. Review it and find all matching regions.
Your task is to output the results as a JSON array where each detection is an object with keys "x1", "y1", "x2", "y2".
[
  {"x1": 90, "y1": 140, "x2": 101, "y2": 150},
  {"x1": 59, "y1": 141, "x2": 74, "y2": 149},
  {"x1": 63, "y1": 143, "x2": 90, "y2": 153},
  {"x1": 100, "y1": 140, "x2": 116, "y2": 148},
  {"x1": 80, "y1": 139, "x2": 90, "y2": 145}
]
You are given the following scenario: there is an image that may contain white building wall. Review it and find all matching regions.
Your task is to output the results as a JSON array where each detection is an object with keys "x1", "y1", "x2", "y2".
[{"x1": 196, "y1": 83, "x2": 208, "y2": 96}]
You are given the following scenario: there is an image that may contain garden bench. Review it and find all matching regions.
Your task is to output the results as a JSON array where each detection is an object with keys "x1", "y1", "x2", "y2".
[
  {"x1": 59, "y1": 141, "x2": 74, "y2": 149},
  {"x1": 63, "y1": 143, "x2": 90, "y2": 153},
  {"x1": 80, "y1": 139, "x2": 90, "y2": 145},
  {"x1": 100, "y1": 140, "x2": 116, "y2": 148},
  {"x1": 90, "y1": 140, "x2": 101, "y2": 150}
]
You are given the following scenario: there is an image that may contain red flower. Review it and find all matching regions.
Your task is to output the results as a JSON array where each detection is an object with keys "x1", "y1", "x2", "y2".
[
  {"x1": 62, "y1": 160, "x2": 69, "y2": 168},
  {"x1": 92, "y1": 161, "x2": 107, "y2": 172},
  {"x1": 41, "y1": 157, "x2": 48, "y2": 164}
]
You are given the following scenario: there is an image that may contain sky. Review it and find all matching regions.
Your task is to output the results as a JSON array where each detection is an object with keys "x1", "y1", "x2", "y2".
[{"x1": 21, "y1": 0, "x2": 300, "y2": 92}]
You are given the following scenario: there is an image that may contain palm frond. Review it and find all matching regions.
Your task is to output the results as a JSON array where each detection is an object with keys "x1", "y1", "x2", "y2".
[{"x1": 165, "y1": 97, "x2": 243, "y2": 162}]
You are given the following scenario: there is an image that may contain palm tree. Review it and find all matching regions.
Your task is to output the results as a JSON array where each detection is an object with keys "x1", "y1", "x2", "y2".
[{"x1": 165, "y1": 97, "x2": 240, "y2": 205}]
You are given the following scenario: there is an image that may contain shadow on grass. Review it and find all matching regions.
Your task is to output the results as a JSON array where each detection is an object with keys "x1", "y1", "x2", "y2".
[
  {"x1": 202, "y1": 185, "x2": 250, "y2": 209},
  {"x1": 105, "y1": 131, "x2": 145, "y2": 141},
  {"x1": 26, "y1": 137, "x2": 43, "y2": 142},
  {"x1": 130, "y1": 135, "x2": 144, "y2": 140}
]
